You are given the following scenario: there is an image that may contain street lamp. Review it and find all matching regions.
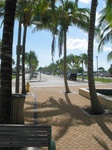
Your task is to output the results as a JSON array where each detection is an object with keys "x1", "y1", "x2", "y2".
[
  {"x1": 32, "y1": 14, "x2": 42, "y2": 25},
  {"x1": 96, "y1": 56, "x2": 98, "y2": 78}
]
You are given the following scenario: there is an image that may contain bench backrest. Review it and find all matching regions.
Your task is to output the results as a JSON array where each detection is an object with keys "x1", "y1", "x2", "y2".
[{"x1": 0, "y1": 124, "x2": 51, "y2": 148}]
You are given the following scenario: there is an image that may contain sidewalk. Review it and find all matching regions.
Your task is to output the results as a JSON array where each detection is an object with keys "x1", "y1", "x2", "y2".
[{"x1": 24, "y1": 84, "x2": 112, "y2": 150}]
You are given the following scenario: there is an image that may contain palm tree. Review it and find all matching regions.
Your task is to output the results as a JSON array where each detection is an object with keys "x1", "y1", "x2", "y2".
[
  {"x1": 15, "y1": 0, "x2": 43, "y2": 94},
  {"x1": 33, "y1": 0, "x2": 89, "y2": 93},
  {"x1": 87, "y1": 0, "x2": 105, "y2": 114},
  {"x1": 20, "y1": 1, "x2": 34, "y2": 94},
  {"x1": 17, "y1": 0, "x2": 51, "y2": 94},
  {"x1": 98, "y1": 0, "x2": 112, "y2": 62},
  {"x1": 77, "y1": 53, "x2": 88, "y2": 80},
  {"x1": 25, "y1": 50, "x2": 39, "y2": 79},
  {"x1": 0, "y1": 0, "x2": 17, "y2": 123},
  {"x1": 67, "y1": 54, "x2": 75, "y2": 70},
  {"x1": 15, "y1": 0, "x2": 40, "y2": 93},
  {"x1": 52, "y1": 0, "x2": 89, "y2": 93},
  {"x1": 55, "y1": 59, "x2": 64, "y2": 76},
  {"x1": 66, "y1": 54, "x2": 80, "y2": 73}
]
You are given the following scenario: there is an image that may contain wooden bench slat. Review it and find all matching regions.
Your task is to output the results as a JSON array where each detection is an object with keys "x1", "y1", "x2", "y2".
[
  {"x1": 0, "y1": 127, "x2": 51, "y2": 130},
  {"x1": 0, "y1": 132, "x2": 50, "y2": 135},
  {"x1": 0, "y1": 143, "x2": 49, "y2": 147}
]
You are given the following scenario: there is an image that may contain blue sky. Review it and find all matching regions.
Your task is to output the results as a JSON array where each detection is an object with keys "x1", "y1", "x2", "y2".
[{"x1": 0, "y1": 0, "x2": 112, "y2": 71}]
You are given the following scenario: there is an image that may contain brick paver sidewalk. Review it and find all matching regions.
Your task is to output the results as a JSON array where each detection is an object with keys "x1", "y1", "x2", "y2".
[{"x1": 24, "y1": 84, "x2": 112, "y2": 150}]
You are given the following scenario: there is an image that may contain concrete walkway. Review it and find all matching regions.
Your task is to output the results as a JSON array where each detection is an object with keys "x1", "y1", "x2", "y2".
[{"x1": 24, "y1": 83, "x2": 112, "y2": 150}]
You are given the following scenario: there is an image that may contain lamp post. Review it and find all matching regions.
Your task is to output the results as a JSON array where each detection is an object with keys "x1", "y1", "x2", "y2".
[
  {"x1": 96, "y1": 56, "x2": 98, "y2": 78},
  {"x1": 15, "y1": 14, "x2": 22, "y2": 93}
]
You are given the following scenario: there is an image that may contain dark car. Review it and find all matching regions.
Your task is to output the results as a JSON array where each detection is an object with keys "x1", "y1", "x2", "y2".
[{"x1": 68, "y1": 73, "x2": 77, "y2": 81}]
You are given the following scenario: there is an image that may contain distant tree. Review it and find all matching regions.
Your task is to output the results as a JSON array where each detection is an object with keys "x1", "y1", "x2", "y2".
[
  {"x1": 98, "y1": 67, "x2": 105, "y2": 74},
  {"x1": 25, "y1": 50, "x2": 39, "y2": 79},
  {"x1": 77, "y1": 53, "x2": 88, "y2": 80},
  {"x1": 67, "y1": 54, "x2": 79, "y2": 72},
  {"x1": 108, "y1": 64, "x2": 112, "y2": 74},
  {"x1": 55, "y1": 58, "x2": 64, "y2": 76}
]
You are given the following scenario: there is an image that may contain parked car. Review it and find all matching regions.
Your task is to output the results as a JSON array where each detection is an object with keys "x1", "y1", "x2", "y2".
[{"x1": 68, "y1": 73, "x2": 77, "y2": 81}]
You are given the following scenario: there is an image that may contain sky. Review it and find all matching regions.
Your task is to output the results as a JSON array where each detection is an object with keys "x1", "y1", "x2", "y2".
[{"x1": 0, "y1": 0, "x2": 112, "y2": 71}]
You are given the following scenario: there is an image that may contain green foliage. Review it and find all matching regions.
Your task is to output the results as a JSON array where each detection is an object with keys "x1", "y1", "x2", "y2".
[
  {"x1": 108, "y1": 64, "x2": 112, "y2": 73},
  {"x1": 98, "y1": 0, "x2": 112, "y2": 62},
  {"x1": 25, "y1": 50, "x2": 39, "y2": 72},
  {"x1": 78, "y1": 76, "x2": 112, "y2": 82}
]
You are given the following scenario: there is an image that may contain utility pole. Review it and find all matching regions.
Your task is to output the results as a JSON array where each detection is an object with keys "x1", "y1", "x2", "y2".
[{"x1": 96, "y1": 56, "x2": 98, "y2": 78}]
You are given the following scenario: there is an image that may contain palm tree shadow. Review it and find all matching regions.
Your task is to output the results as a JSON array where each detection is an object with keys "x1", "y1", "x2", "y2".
[
  {"x1": 95, "y1": 118, "x2": 112, "y2": 141},
  {"x1": 49, "y1": 95, "x2": 94, "y2": 125},
  {"x1": 93, "y1": 136, "x2": 110, "y2": 150},
  {"x1": 47, "y1": 94, "x2": 94, "y2": 141}
]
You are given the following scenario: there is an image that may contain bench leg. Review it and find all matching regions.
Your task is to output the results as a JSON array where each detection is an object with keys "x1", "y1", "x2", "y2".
[{"x1": 49, "y1": 140, "x2": 56, "y2": 150}]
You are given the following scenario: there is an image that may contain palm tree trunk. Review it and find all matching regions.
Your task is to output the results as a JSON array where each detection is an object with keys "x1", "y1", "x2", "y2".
[
  {"x1": 82, "y1": 61, "x2": 84, "y2": 81},
  {"x1": 63, "y1": 30, "x2": 70, "y2": 93},
  {"x1": 21, "y1": 26, "x2": 27, "y2": 94},
  {"x1": 88, "y1": 0, "x2": 104, "y2": 114},
  {"x1": 0, "y1": 0, "x2": 17, "y2": 124}
]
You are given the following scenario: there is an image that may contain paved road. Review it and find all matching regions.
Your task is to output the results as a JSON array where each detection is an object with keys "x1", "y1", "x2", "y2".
[
  {"x1": 29, "y1": 73, "x2": 108, "y2": 88},
  {"x1": 29, "y1": 73, "x2": 88, "y2": 87},
  {"x1": 11, "y1": 73, "x2": 112, "y2": 92}
]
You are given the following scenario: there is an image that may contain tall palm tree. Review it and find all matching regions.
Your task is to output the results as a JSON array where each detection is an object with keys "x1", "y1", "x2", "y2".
[
  {"x1": 0, "y1": 0, "x2": 17, "y2": 123},
  {"x1": 87, "y1": 0, "x2": 105, "y2": 114},
  {"x1": 33, "y1": 0, "x2": 89, "y2": 93},
  {"x1": 15, "y1": 0, "x2": 42, "y2": 94},
  {"x1": 18, "y1": 0, "x2": 51, "y2": 94},
  {"x1": 52, "y1": 0, "x2": 90, "y2": 93},
  {"x1": 15, "y1": 0, "x2": 40, "y2": 93},
  {"x1": 20, "y1": 1, "x2": 34, "y2": 94}
]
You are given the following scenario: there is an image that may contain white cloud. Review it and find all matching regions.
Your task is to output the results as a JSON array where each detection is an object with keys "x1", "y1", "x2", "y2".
[
  {"x1": 103, "y1": 46, "x2": 112, "y2": 52},
  {"x1": 95, "y1": 12, "x2": 100, "y2": 26},
  {"x1": 67, "y1": 38, "x2": 88, "y2": 51},
  {"x1": 79, "y1": 0, "x2": 90, "y2": 4}
]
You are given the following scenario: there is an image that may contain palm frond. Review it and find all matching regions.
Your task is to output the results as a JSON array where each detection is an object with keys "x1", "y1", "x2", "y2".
[
  {"x1": 98, "y1": 29, "x2": 112, "y2": 52},
  {"x1": 58, "y1": 26, "x2": 64, "y2": 57},
  {"x1": 107, "y1": 51, "x2": 112, "y2": 62}
]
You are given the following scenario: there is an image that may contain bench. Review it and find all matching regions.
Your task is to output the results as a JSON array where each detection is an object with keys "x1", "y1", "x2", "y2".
[{"x1": 0, "y1": 124, "x2": 56, "y2": 150}]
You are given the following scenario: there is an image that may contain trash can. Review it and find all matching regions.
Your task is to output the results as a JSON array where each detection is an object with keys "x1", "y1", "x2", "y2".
[{"x1": 11, "y1": 94, "x2": 26, "y2": 124}]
